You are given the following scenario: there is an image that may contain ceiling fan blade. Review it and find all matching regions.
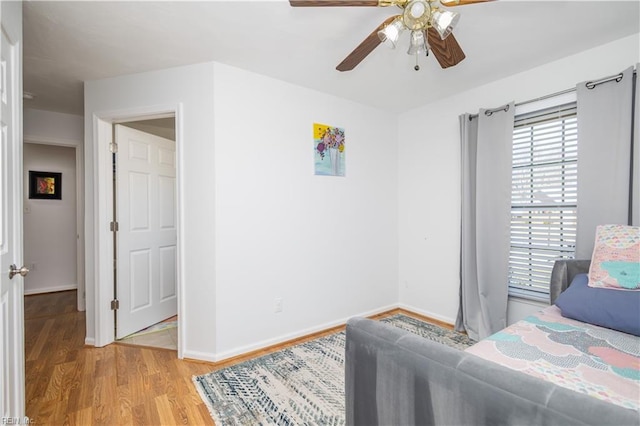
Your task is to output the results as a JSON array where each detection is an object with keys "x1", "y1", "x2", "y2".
[
  {"x1": 426, "y1": 28, "x2": 466, "y2": 68},
  {"x1": 290, "y1": 0, "x2": 379, "y2": 6},
  {"x1": 439, "y1": 0, "x2": 494, "y2": 6},
  {"x1": 336, "y1": 15, "x2": 398, "y2": 72}
]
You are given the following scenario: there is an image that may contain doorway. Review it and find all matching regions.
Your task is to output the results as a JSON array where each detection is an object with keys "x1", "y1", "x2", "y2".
[
  {"x1": 22, "y1": 140, "x2": 85, "y2": 312},
  {"x1": 112, "y1": 117, "x2": 178, "y2": 350},
  {"x1": 23, "y1": 144, "x2": 77, "y2": 296}
]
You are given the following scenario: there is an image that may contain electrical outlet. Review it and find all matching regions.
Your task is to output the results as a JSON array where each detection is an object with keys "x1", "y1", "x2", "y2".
[{"x1": 274, "y1": 297, "x2": 283, "y2": 313}]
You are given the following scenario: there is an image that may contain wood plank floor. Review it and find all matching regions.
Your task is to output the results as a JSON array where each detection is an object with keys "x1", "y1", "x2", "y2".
[
  {"x1": 25, "y1": 291, "x2": 453, "y2": 425},
  {"x1": 24, "y1": 290, "x2": 215, "y2": 425}
]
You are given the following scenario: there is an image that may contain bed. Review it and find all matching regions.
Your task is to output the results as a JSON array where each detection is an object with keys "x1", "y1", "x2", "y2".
[
  {"x1": 345, "y1": 259, "x2": 640, "y2": 425},
  {"x1": 466, "y1": 303, "x2": 639, "y2": 411}
]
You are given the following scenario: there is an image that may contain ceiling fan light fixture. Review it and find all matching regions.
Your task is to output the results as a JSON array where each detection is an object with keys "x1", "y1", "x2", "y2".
[
  {"x1": 431, "y1": 9, "x2": 460, "y2": 40},
  {"x1": 377, "y1": 16, "x2": 404, "y2": 48},
  {"x1": 407, "y1": 30, "x2": 428, "y2": 56}
]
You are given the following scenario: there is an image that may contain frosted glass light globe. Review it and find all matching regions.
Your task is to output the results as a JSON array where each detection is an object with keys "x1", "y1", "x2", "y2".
[{"x1": 410, "y1": 1, "x2": 426, "y2": 18}]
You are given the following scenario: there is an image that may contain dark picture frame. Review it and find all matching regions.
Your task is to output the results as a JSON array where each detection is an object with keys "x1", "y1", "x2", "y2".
[{"x1": 29, "y1": 171, "x2": 62, "y2": 200}]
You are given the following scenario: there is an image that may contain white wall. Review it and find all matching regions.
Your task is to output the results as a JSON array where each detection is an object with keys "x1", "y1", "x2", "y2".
[
  {"x1": 23, "y1": 144, "x2": 77, "y2": 294},
  {"x1": 84, "y1": 63, "x2": 216, "y2": 354},
  {"x1": 84, "y1": 61, "x2": 398, "y2": 361},
  {"x1": 24, "y1": 108, "x2": 83, "y2": 143},
  {"x1": 398, "y1": 34, "x2": 640, "y2": 325},
  {"x1": 123, "y1": 120, "x2": 175, "y2": 141},
  {"x1": 212, "y1": 63, "x2": 398, "y2": 358}
]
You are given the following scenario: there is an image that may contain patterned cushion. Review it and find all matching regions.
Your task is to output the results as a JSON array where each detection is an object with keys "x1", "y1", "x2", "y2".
[{"x1": 588, "y1": 224, "x2": 640, "y2": 290}]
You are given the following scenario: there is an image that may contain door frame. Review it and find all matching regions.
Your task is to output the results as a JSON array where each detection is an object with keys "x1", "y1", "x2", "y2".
[
  {"x1": 91, "y1": 103, "x2": 184, "y2": 358},
  {"x1": 22, "y1": 136, "x2": 85, "y2": 311},
  {"x1": 1, "y1": 0, "x2": 25, "y2": 414}
]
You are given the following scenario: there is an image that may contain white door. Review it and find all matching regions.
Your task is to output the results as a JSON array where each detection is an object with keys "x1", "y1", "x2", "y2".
[
  {"x1": 115, "y1": 125, "x2": 177, "y2": 339},
  {"x1": 0, "y1": 1, "x2": 25, "y2": 418}
]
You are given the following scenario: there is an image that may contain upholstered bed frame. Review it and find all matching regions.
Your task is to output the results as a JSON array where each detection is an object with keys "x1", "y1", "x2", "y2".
[
  {"x1": 345, "y1": 260, "x2": 638, "y2": 426},
  {"x1": 548, "y1": 259, "x2": 592, "y2": 305}
]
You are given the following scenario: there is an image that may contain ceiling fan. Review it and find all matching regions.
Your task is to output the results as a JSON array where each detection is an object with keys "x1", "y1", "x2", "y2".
[{"x1": 289, "y1": 0, "x2": 493, "y2": 71}]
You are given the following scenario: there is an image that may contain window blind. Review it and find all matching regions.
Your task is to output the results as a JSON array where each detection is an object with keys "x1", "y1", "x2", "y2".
[{"x1": 509, "y1": 102, "x2": 578, "y2": 300}]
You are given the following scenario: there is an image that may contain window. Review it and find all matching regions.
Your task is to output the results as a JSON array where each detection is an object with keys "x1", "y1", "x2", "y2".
[{"x1": 508, "y1": 101, "x2": 578, "y2": 300}]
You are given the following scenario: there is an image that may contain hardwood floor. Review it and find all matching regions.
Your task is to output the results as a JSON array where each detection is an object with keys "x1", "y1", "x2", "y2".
[
  {"x1": 24, "y1": 291, "x2": 454, "y2": 425},
  {"x1": 24, "y1": 291, "x2": 215, "y2": 425}
]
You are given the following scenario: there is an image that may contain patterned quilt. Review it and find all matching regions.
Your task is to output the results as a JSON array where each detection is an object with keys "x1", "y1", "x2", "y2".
[{"x1": 466, "y1": 306, "x2": 640, "y2": 411}]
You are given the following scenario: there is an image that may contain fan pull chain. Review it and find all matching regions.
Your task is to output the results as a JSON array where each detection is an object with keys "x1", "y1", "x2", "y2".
[{"x1": 414, "y1": 54, "x2": 420, "y2": 71}]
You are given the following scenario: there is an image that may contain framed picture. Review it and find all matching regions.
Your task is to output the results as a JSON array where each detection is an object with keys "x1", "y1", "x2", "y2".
[
  {"x1": 314, "y1": 123, "x2": 345, "y2": 177},
  {"x1": 29, "y1": 171, "x2": 62, "y2": 200}
]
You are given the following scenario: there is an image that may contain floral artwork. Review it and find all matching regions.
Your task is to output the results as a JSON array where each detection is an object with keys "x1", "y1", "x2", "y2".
[
  {"x1": 314, "y1": 123, "x2": 345, "y2": 176},
  {"x1": 29, "y1": 171, "x2": 62, "y2": 200},
  {"x1": 37, "y1": 177, "x2": 56, "y2": 195}
]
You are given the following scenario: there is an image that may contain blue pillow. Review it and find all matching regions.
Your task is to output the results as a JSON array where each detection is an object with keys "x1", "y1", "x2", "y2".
[{"x1": 555, "y1": 273, "x2": 640, "y2": 336}]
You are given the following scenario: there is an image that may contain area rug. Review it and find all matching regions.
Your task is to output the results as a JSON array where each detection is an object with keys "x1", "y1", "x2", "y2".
[{"x1": 193, "y1": 314, "x2": 474, "y2": 425}]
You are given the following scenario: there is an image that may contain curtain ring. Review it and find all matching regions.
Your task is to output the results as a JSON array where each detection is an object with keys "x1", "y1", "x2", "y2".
[
  {"x1": 585, "y1": 73, "x2": 623, "y2": 89},
  {"x1": 484, "y1": 104, "x2": 510, "y2": 117}
]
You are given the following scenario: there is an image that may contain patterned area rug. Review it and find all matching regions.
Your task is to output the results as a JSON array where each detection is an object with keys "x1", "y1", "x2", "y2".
[{"x1": 193, "y1": 314, "x2": 474, "y2": 425}]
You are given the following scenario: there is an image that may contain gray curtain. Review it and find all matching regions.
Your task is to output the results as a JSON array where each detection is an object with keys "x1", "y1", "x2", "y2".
[
  {"x1": 575, "y1": 66, "x2": 634, "y2": 258},
  {"x1": 456, "y1": 102, "x2": 515, "y2": 341}
]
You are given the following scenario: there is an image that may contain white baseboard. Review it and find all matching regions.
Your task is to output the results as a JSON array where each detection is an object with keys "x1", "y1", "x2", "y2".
[
  {"x1": 84, "y1": 337, "x2": 95, "y2": 346},
  {"x1": 397, "y1": 303, "x2": 455, "y2": 326},
  {"x1": 24, "y1": 284, "x2": 77, "y2": 295},
  {"x1": 182, "y1": 304, "x2": 457, "y2": 364},
  {"x1": 182, "y1": 349, "x2": 218, "y2": 363},
  {"x1": 188, "y1": 303, "x2": 400, "y2": 364}
]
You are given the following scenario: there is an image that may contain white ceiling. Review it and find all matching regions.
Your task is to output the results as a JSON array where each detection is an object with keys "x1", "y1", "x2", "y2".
[{"x1": 23, "y1": 0, "x2": 640, "y2": 116}]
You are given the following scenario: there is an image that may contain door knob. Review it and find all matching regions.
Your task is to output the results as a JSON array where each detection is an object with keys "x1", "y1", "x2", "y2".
[{"x1": 9, "y1": 264, "x2": 29, "y2": 279}]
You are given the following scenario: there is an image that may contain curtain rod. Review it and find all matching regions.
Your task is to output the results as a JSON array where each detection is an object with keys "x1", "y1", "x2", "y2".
[{"x1": 469, "y1": 69, "x2": 637, "y2": 119}]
